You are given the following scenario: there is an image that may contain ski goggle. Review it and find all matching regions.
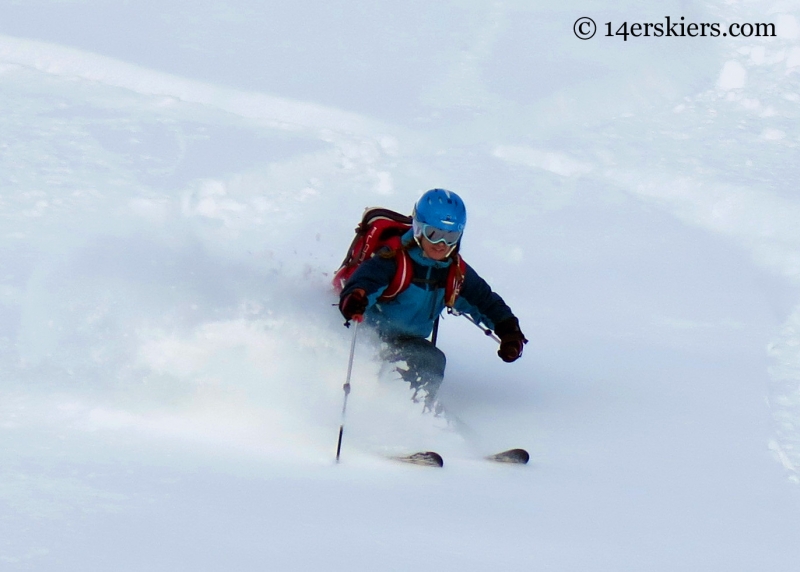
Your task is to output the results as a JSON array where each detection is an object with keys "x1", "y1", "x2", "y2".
[{"x1": 414, "y1": 220, "x2": 462, "y2": 246}]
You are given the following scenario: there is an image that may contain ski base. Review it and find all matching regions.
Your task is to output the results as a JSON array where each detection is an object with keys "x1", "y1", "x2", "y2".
[
  {"x1": 485, "y1": 448, "x2": 529, "y2": 464},
  {"x1": 390, "y1": 451, "x2": 444, "y2": 468}
]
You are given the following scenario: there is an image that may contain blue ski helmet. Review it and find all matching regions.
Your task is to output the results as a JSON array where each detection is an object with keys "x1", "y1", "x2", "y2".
[{"x1": 412, "y1": 189, "x2": 467, "y2": 234}]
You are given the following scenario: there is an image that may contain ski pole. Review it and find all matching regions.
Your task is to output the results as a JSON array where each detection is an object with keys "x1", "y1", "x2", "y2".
[
  {"x1": 335, "y1": 319, "x2": 360, "y2": 462},
  {"x1": 448, "y1": 308, "x2": 501, "y2": 343}
]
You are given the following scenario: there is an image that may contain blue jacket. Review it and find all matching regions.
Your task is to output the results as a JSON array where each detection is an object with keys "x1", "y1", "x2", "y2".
[{"x1": 340, "y1": 230, "x2": 515, "y2": 339}]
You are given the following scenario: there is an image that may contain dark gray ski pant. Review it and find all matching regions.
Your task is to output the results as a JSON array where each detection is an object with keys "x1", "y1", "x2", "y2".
[{"x1": 380, "y1": 337, "x2": 446, "y2": 412}]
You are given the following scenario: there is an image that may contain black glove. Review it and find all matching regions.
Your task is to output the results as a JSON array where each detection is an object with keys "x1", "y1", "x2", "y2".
[
  {"x1": 494, "y1": 317, "x2": 527, "y2": 363},
  {"x1": 339, "y1": 289, "x2": 368, "y2": 322}
]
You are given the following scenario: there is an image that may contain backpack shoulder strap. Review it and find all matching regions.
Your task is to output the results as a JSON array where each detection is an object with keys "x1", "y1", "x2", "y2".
[
  {"x1": 379, "y1": 250, "x2": 466, "y2": 306},
  {"x1": 444, "y1": 254, "x2": 467, "y2": 308},
  {"x1": 378, "y1": 248, "x2": 412, "y2": 302}
]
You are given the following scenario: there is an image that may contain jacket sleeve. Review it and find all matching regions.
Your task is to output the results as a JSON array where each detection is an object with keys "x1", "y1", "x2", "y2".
[
  {"x1": 340, "y1": 252, "x2": 397, "y2": 305},
  {"x1": 454, "y1": 263, "x2": 515, "y2": 331}
]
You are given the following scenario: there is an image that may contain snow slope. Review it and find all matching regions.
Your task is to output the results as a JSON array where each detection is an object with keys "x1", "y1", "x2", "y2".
[{"x1": 2, "y1": 1, "x2": 800, "y2": 570}]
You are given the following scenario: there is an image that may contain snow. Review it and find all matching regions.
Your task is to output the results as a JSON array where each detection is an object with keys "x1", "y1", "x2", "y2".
[
  {"x1": 2, "y1": 0, "x2": 800, "y2": 570},
  {"x1": 717, "y1": 60, "x2": 747, "y2": 90}
]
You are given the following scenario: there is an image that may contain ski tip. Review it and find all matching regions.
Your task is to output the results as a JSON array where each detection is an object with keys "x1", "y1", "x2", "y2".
[
  {"x1": 486, "y1": 448, "x2": 530, "y2": 464},
  {"x1": 391, "y1": 451, "x2": 444, "y2": 468}
]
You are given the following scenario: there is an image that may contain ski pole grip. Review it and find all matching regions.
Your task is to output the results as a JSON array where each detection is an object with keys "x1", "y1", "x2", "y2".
[{"x1": 344, "y1": 315, "x2": 364, "y2": 327}]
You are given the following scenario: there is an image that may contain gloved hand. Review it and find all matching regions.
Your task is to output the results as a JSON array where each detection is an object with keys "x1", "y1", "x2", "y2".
[
  {"x1": 339, "y1": 289, "x2": 368, "y2": 322},
  {"x1": 494, "y1": 317, "x2": 527, "y2": 363}
]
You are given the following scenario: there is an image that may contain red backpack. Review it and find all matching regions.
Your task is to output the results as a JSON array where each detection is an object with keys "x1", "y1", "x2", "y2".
[{"x1": 332, "y1": 207, "x2": 466, "y2": 307}]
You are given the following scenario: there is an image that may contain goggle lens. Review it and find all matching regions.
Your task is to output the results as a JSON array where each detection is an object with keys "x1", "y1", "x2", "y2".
[{"x1": 422, "y1": 224, "x2": 461, "y2": 246}]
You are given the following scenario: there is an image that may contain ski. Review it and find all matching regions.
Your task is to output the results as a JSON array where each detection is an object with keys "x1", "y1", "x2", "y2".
[
  {"x1": 390, "y1": 451, "x2": 444, "y2": 468},
  {"x1": 485, "y1": 448, "x2": 529, "y2": 464},
  {"x1": 385, "y1": 449, "x2": 527, "y2": 467}
]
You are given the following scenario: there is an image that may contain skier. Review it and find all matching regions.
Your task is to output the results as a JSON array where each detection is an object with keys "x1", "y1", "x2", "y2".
[{"x1": 338, "y1": 188, "x2": 527, "y2": 412}]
